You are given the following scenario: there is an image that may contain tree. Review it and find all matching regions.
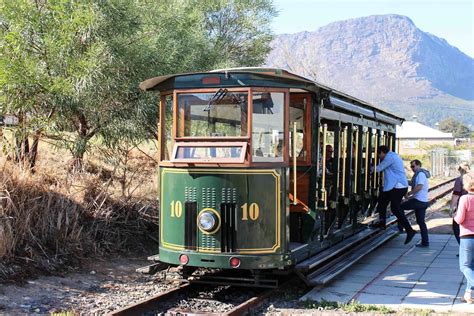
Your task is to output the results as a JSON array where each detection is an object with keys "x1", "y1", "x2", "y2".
[
  {"x1": 0, "y1": 0, "x2": 277, "y2": 171},
  {"x1": 438, "y1": 118, "x2": 472, "y2": 138},
  {"x1": 198, "y1": 0, "x2": 277, "y2": 68},
  {"x1": 0, "y1": 0, "x2": 106, "y2": 169}
]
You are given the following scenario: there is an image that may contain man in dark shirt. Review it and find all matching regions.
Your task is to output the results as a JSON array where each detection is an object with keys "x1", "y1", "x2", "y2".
[{"x1": 325, "y1": 144, "x2": 335, "y2": 176}]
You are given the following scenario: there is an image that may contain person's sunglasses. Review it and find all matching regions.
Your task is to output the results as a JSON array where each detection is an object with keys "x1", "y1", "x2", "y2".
[{"x1": 410, "y1": 165, "x2": 416, "y2": 169}]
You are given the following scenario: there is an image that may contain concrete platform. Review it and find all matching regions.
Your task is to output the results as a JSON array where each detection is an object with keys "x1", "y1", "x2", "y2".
[{"x1": 301, "y1": 233, "x2": 474, "y2": 313}]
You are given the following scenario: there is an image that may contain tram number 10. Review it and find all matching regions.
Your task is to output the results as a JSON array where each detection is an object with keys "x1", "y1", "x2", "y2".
[
  {"x1": 241, "y1": 203, "x2": 260, "y2": 221},
  {"x1": 170, "y1": 200, "x2": 183, "y2": 218},
  {"x1": 169, "y1": 201, "x2": 260, "y2": 221}
]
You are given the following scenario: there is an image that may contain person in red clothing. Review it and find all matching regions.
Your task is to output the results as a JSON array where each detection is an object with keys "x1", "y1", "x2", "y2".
[{"x1": 454, "y1": 171, "x2": 474, "y2": 304}]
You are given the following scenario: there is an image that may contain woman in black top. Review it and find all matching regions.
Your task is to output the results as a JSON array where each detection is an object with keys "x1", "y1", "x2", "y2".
[{"x1": 451, "y1": 163, "x2": 471, "y2": 244}]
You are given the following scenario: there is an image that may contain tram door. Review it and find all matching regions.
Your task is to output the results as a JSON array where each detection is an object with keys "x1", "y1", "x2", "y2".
[
  {"x1": 319, "y1": 120, "x2": 355, "y2": 238},
  {"x1": 288, "y1": 93, "x2": 313, "y2": 243}
]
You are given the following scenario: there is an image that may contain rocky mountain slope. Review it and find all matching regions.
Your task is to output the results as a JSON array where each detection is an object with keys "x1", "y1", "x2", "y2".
[{"x1": 266, "y1": 14, "x2": 474, "y2": 126}]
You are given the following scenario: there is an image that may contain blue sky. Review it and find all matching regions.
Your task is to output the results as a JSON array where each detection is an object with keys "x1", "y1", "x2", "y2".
[{"x1": 272, "y1": 0, "x2": 474, "y2": 57}]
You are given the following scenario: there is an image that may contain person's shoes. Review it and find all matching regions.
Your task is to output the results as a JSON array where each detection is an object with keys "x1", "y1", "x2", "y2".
[
  {"x1": 415, "y1": 242, "x2": 429, "y2": 248},
  {"x1": 463, "y1": 290, "x2": 473, "y2": 304},
  {"x1": 404, "y1": 231, "x2": 416, "y2": 244}
]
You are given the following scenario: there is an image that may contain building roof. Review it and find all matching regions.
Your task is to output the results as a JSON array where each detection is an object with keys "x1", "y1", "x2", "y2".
[{"x1": 396, "y1": 121, "x2": 454, "y2": 139}]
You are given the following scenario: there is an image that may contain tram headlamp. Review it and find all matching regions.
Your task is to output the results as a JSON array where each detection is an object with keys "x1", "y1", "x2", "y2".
[{"x1": 198, "y1": 211, "x2": 217, "y2": 232}]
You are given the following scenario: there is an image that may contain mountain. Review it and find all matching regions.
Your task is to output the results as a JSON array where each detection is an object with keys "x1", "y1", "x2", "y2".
[{"x1": 266, "y1": 14, "x2": 474, "y2": 127}]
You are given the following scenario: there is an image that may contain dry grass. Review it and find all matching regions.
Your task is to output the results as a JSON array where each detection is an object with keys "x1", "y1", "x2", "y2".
[{"x1": 0, "y1": 143, "x2": 159, "y2": 282}]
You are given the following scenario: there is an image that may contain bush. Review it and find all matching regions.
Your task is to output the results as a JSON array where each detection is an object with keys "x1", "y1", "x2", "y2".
[{"x1": 0, "y1": 155, "x2": 158, "y2": 282}]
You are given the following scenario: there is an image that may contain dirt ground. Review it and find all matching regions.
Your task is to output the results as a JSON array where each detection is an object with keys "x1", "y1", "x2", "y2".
[{"x1": 0, "y1": 256, "x2": 172, "y2": 314}]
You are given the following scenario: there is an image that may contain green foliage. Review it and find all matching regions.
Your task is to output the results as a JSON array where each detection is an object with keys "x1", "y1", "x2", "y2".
[
  {"x1": 300, "y1": 299, "x2": 394, "y2": 313},
  {"x1": 399, "y1": 308, "x2": 436, "y2": 316},
  {"x1": 197, "y1": 0, "x2": 277, "y2": 68},
  {"x1": 439, "y1": 117, "x2": 472, "y2": 138},
  {"x1": 0, "y1": 0, "x2": 276, "y2": 169}
]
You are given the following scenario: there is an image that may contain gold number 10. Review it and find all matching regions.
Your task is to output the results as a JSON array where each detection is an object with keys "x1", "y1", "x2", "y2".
[
  {"x1": 170, "y1": 200, "x2": 183, "y2": 218},
  {"x1": 241, "y1": 203, "x2": 260, "y2": 221}
]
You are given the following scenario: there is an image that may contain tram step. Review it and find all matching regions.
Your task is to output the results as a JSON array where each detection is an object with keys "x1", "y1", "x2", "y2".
[
  {"x1": 305, "y1": 229, "x2": 398, "y2": 285},
  {"x1": 295, "y1": 228, "x2": 379, "y2": 272},
  {"x1": 147, "y1": 254, "x2": 160, "y2": 261},
  {"x1": 136, "y1": 262, "x2": 170, "y2": 274}
]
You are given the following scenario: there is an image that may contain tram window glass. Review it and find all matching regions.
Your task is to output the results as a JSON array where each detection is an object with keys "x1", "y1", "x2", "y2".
[
  {"x1": 289, "y1": 106, "x2": 305, "y2": 160},
  {"x1": 177, "y1": 92, "x2": 248, "y2": 137},
  {"x1": 162, "y1": 95, "x2": 173, "y2": 160},
  {"x1": 252, "y1": 92, "x2": 285, "y2": 162},
  {"x1": 172, "y1": 143, "x2": 246, "y2": 162}
]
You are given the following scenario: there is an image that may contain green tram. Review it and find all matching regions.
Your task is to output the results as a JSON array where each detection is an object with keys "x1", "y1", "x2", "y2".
[{"x1": 140, "y1": 68, "x2": 404, "y2": 283}]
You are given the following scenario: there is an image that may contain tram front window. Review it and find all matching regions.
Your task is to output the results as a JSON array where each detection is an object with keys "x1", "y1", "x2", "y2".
[
  {"x1": 177, "y1": 91, "x2": 248, "y2": 137},
  {"x1": 252, "y1": 92, "x2": 285, "y2": 162}
]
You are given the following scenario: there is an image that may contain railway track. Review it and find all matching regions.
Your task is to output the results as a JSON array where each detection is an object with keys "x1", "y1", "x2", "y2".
[{"x1": 108, "y1": 178, "x2": 456, "y2": 316}]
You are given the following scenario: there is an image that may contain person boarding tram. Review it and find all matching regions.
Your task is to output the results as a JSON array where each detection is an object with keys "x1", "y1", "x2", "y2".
[
  {"x1": 399, "y1": 160, "x2": 431, "y2": 247},
  {"x1": 370, "y1": 146, "x2": 414, "y2": 244}
]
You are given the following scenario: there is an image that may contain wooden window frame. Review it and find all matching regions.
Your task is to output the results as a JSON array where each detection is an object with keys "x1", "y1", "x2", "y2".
[
  {"x1": 250, "y1": 88, "x2": 290, "y2": 166},
  {"x1": 289, "y1": 93, "x2": 312, "y2": 166},
  {"x1": 159, "y1": 87, "x2": 290, "y2": 168},
  {"x1": 159, "y1": 92, "x2": 173, "y2": 162}
]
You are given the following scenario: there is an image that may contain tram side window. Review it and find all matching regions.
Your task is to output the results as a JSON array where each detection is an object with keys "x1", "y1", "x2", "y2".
[
  {"x1": 289, "y1": 104, "x2": 305, "y2": 161},
  {"x1": 162, "y1": 95, "x2": 173, "y2": 160},
  {"x1": 252, "y1": 92, "x2": 285, "y2": 162},
  {"x1": 177, "y1": 92, "x2": 248, "y2": 137}
]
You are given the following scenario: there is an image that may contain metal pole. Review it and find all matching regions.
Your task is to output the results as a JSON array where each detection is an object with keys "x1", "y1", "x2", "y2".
[{"x1": 293, "y1": 122, "x2": 297, "y2": 205}]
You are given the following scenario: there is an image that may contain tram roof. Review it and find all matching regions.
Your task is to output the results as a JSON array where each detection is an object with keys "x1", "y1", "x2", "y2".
[
  {"x1": 140, "y1": 67, "x2": 404, "y2": 125},
  {"x1": 139, "y1": 67, "x2": 315, "y2": 91}
]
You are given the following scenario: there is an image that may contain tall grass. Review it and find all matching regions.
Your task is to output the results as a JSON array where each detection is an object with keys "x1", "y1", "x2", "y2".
[{"x1": 0, "y1": 148, "x2": 158, "y2": 282}]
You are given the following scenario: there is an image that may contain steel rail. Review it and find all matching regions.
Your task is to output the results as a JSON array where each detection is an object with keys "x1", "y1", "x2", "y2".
[{"x1": 106, "y1": 283, "x2": 190, "y2": 316}]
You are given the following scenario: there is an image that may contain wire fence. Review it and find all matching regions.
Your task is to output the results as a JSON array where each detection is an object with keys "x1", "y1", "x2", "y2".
[{"x1": 430, "y1": 148, "x2": 472, "y2": 177}]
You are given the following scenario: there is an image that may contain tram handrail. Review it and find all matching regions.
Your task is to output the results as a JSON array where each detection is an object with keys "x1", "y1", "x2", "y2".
[
  {"x1": 321, "y1": 124, "x2": 328, "y2": 210},
  {"x1": 293, "y1": 122, "x2": 297, "y2": 205},
  {"x1": 341, "y1": 126, "x2": 347, "y2": 197}
]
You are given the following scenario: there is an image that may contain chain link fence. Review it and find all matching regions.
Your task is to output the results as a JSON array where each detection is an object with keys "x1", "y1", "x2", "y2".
[{"x1": 430, "y1": 148, "x2": 472, "y2": 177}]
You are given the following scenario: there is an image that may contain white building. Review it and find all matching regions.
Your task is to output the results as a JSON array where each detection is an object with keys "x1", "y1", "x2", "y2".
[{"x1": 396, "y1": 121, "x2": 454, "y2": 155}]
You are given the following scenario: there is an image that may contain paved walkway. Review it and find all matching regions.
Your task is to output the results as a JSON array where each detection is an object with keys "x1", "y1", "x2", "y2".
[{"x1": 301, "y1": 233, "x2": 473, "y2": 313}]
